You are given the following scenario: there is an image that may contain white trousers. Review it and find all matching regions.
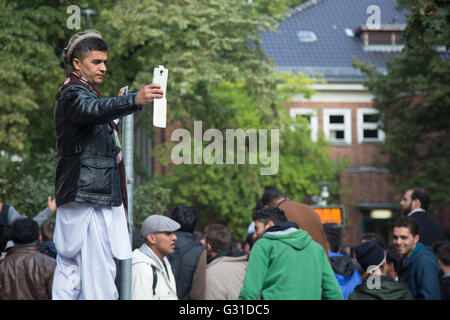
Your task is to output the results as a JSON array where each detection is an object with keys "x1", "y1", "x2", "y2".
[{"x1": 52, "y1": 203, "x2": 131, "y2": 300}]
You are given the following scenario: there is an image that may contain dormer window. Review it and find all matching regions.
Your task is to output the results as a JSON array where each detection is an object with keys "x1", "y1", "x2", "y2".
[
  {"x1": 297, "y1": 30, "x2": 317, "y2": 42},
  {"x1": 355, "y1": 25, "x2": 406, "y2": 52}
]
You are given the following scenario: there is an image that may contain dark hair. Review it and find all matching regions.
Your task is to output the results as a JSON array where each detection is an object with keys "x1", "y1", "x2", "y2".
[
  {"x1": 171, "y1": 205, "x2": 198, "y2": 233},
  {"x1": 386, "y1": 246, "x2": 401, "y2": 273},
  {"x1": 261, "y1": 188, "x2": 286, "y2": 206},
  {"x1": 254, "y1": 198, "x2": 264, "y2": 211},
  {"x1": 205, "y1": 224, "x2": 231, "y2": 255},
  {"x1": 12, "y1": 218, "x2": 39, "y2": 244},
  {"x1": 245, "y1": 232, "x2": 257, "y2": 250},
  {"x1": 0, "y1": 223, "x2": 11, "y2": 252},
  {"x1": 40, "y1": 219, "x2": 56, "y2": 242},
  {"x1": 132, "y1": 227, "x2": 145, "y2": 251},
  {"x1": 432, "y1": 241, "x2": 450, "y2": 266},
  {"x1": 324, "y1": 223, "x2": 340, "y2": 253},
  {"x1": 409, "y1": 187, "x2": 430, "y2": 210},
  {"x1": 252, "y1": 207, "x2": 287, "y2": 226},
  {"x1": 393, "y1": 216, "x2": 419, "y2": 237},
  {"x1": 193, "y1": 231, "x2": 204, "y2": 243},
  {"x1": 71, "y1": 37, "x2": 108, "y2": 67},
  {"x1": 361, "y1": 232, "x2": 385, "y2": 249}
]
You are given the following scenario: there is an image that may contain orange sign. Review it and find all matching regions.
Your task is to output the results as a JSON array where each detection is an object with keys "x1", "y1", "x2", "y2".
[{"x1": 313, "y1": 207, "x2": 343, "y2": 224}]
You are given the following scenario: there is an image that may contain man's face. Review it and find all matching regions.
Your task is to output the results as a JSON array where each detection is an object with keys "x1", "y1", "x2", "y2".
[
  {"x1": 148, "y1": 232, "x2": 177, "y2": 258},
  {"x1": 73, "y1": 50, "x2": 107, "y2": 86},
  {"x1": 254, "y1": 220, "x2": 273, "y2": 240},
  {"x1": 393, "y1": 226, "x2": 419, "y2": 259},
  {"x1": 400, "y1": 190, "x2": 413, "y2": 215}
]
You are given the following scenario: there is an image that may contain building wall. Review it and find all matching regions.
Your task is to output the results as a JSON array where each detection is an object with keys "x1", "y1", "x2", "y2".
[{"x1": 288, "y1": 83, "x2": 398, "y2": 246}]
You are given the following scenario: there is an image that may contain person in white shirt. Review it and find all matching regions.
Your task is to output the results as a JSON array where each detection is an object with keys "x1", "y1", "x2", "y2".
[
  {"x1": 132, "y1": 215, "x2": 180, "y2": 300},
  {"x1": 52, "y1": 29, "x2": 163, "y2": 300}
]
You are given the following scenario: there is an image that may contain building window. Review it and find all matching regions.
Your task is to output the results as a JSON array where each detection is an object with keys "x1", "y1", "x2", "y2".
[
  {"x1": 297, "y1": 30, "x2": 317, "y2": 42},
  {"x1": 323, "y1": 109, "x2": 352, "y2": 145},
  {"x1": 357, "y1": 108, "x2": 385, "y2": 143},
  {"x1": 289, "y1": 108, "x2": 318, "y2": 142}
]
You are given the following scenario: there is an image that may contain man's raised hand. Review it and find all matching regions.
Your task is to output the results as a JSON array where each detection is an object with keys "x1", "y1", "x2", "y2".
[{"x1": 136, "y1": 83, "x2": 163, "y2": 106}]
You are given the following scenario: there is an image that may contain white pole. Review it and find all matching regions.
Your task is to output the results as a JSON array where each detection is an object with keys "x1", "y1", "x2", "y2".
[{"x1": 120, "y1": 113, "x2": 134, "y2": 300}]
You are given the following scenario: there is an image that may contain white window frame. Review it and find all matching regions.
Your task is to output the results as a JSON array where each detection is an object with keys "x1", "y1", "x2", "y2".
[
  {"x1": 323, "y1": 108, "x2": 352, "y2": 145},
  {"x1": 289, "y1": 108, "x2": 318, "y2": 142},
  {"x1": 357, "y1": 108, "x2": 385, "y2": 143}
]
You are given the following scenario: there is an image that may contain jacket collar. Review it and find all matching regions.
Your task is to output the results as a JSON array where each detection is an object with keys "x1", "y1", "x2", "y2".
[
  {"x1": 403, "y1": 242, "x2": 425, "y2": 266},
  {"x1": 407, "y1": 208, "x2": 426, "y2": 217},
  {"x1": 55, "y1": 72, "x2": 102, "y2": 100},
  {"x1": 139, "y1": 243, "x2": 164, "y2": 270},
  {"x1": 265, "y1": 221, "x2": 298, "y2": 235}
]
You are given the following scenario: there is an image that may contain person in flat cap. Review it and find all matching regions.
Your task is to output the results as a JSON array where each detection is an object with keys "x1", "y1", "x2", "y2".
[
  {"x1": 131, "y1": 215, "x2": 180, "y2": 300},
  {"x1": 0, "y1": 218, "x2": 56, "y2": 299},
  {"x1": 52, "y1": 29, "x2": 164, "y2": 300},
  {"x1": 348, "y1": 241, "x2": 413, "y2": 300}
]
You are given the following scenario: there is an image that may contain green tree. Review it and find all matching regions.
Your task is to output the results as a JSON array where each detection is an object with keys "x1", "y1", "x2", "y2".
[
  {"x1": 150, "y1": 75, "x2": 344, "y2": 240},
  {"x1": 353, "y1": 0, "x2": 450, "y2": 204},
  {"x1": 1, "y1": 0, "x2": 343, "y2": 233}
]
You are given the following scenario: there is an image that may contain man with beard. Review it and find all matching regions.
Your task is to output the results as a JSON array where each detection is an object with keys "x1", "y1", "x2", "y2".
[
  {"x1": 394, "y1": 217, "x2": 441, "y2": 300},
  {"x1": 400, "y1": 188, "x2": 445, "y2": 247}
]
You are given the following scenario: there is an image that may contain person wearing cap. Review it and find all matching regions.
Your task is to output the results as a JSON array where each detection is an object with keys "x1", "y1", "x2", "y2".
[
  {"x1": 348, "y1": 241, "x2": 413, "y2": 300},
  {"x1": 131, "y1": 214, "x2": 180, "y2": 300},
  {"x1": 52, "y1": 29, "x2": 164, "y2": 300},
  {"x1": 0, "y1": 218, "x2": 56, "y2": 300}
]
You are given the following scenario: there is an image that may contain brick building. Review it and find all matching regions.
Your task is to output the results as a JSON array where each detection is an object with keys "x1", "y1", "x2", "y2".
[{"x1": 259, "y1": 0, "x2": 411, "y2": 246}]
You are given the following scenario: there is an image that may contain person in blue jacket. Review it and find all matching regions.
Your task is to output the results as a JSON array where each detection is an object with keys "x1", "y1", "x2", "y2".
[
  {"x1": 394, "y1": 217, "x2": 441, "y2": 300},
  {"x1": 324, "y1": 224, "x2": 361, "y2": 299}
]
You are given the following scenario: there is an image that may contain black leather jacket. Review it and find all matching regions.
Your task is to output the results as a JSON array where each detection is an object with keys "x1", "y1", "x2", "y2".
[{"x1": 54, "y1": 84, "x2": 140, "y2": 207}]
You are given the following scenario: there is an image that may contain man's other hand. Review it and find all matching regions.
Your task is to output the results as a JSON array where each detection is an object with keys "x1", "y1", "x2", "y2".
[
  {"x1": 48, "y1": 196, "x2": 57, "y2": 213},
  {"x1": 136, "y1": 83, "x2": 163, "y2": 106}
]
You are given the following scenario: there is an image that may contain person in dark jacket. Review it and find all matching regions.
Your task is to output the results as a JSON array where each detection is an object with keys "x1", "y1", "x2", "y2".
[
  {"x1": 394, "y1": 217, "x2": 441, "y2": 300},
  {"x1": 39, "y1": 219, "x2": 57, "y2": 259},
  {"x1": 324, "y1": 224, "x2": 361, "y2": 299},
  {"x1": 52, "y1": 29, "x2": 163, "y2": 300},
  {"x1": 349, "y1": 241, "x2": 413, "y2": 300},
  {"x1": 432, "y1": 241, "x2": 450, "y2": 300},
  {"x1": 0, "y1": 197, "x2": 56, "y2": 228},
  {"x1": 0, "y1": 218, "x2": 56, "y2": 300},
  {"x1": 400, "y1": 187, "x2": 445, "y2": 246},
  {"x1": 167, "y1": 205, "x2": 204, "y2": 300}
]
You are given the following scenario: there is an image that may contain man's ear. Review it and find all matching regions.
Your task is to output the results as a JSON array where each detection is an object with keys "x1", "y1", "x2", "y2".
[
  {"x1": 72, "y1": 57, "x2": 82, "y2": 72},
  {"x1": 413, "y1": 234, "x2": 420, "y2": 246},
  {"x1": 411, "y1": 198, "x2": 422, "y2": 210},
  {"x1": 146, "y1": 234, "x2": 156, "y2": 245},
  {"x1": 266, "y1": 220, "x2": 275, "y2": 229}
]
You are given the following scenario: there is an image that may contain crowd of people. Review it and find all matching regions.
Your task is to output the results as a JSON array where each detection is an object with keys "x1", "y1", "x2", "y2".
[
  {"x1": 0, "y1": 187, "x2": 449, "y2": 300},
  {"x1": 1, "y1": 29, "x2": 448, "y2": 301}
]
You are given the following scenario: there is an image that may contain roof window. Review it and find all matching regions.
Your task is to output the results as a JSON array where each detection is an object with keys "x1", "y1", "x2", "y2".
[{"x1": 297, "y1": 30, "x2": 317, "y2": 42}]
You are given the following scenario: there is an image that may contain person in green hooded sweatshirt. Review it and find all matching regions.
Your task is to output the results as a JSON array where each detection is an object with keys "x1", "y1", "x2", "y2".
[{"x1": 238, "y1": 207, "x2": 343, "y2": 300}]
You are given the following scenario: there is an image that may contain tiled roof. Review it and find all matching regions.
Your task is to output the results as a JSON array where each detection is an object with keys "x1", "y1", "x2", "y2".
[{"x1": 260, "y1": 0, "x2": 408, "y2": 82}]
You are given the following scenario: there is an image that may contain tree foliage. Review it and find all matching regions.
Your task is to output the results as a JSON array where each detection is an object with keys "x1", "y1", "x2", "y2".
[
  {"x1": 353, "y1": 0, "x2": 450, "y2": 205},
  {"x1": 1, "y1": 0, "x2": 341, "y2": 237}
]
